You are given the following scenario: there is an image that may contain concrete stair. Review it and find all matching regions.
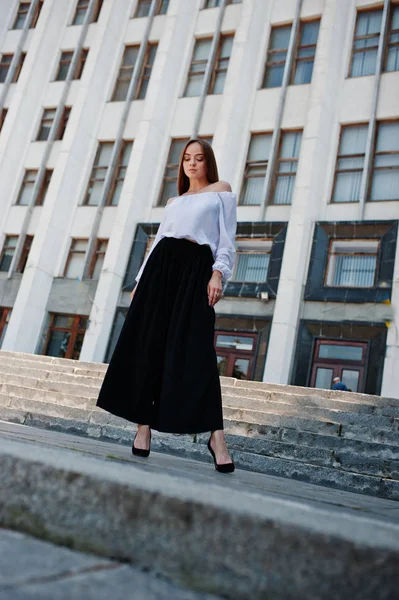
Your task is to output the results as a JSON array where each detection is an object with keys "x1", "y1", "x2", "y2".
[{"x1": 0, "y1": 349, "x2": 398, "y2": 500}]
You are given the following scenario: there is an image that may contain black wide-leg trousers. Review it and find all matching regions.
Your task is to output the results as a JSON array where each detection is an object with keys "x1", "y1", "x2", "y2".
[{"x1": 96, "y1": 236, "x2": 224, "y2": 434}]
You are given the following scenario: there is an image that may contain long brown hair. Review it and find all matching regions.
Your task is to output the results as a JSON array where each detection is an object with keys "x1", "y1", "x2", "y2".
[{"x1": 177, "y1": 138, "x2": 219, "y2": 196}]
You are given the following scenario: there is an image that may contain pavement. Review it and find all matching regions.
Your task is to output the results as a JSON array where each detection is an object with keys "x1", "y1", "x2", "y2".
[
  {"x1": 0, "y1": 528, "x2": 221, "y2": 600},
  {"x1": 1, "y1": 420, "x2": 398, "y2": 524},
  {"x1": 1, "y1": 420, "x2": 399, "y2": 600}
]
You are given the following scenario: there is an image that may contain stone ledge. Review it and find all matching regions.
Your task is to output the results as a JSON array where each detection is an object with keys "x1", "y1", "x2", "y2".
[{"x1": 0, "y1": 437, "x2": 398, "y2": 600}]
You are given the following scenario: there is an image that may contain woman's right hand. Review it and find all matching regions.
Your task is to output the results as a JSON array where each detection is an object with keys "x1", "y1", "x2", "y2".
[{"x1": 130, "y1": 285, "x2": 137, "y2": 302}]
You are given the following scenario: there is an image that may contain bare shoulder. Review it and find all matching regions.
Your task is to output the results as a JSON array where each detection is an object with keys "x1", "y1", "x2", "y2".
[{"x1": 211, "y1": 181, "x2": 232, "y2": 193}]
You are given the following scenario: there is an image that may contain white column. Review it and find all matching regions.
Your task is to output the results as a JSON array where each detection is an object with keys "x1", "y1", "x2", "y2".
[{"x1": 263, "y1": 0, "x2": 351, "y2": 384}]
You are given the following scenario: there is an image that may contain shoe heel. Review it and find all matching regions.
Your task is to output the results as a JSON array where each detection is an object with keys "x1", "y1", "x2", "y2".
[
  {"x1": 207, "y1": 437, "x2": 235, "y2": 474},
  {"x1": 132, "y1": 430, "x2": 151, "y2": 458}
]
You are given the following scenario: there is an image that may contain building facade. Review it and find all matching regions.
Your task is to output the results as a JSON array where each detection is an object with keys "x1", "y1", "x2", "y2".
[{"x1": 0, "y1": 0, "x2": 398, "y2": 397}]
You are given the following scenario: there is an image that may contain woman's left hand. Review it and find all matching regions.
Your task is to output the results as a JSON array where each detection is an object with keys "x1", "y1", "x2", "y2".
[{"x1": 208, "y1": 271, "x2": 223, "y2": 307}]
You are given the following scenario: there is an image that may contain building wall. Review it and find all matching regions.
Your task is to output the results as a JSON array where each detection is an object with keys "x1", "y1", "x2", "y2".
[{"x1": 0, "y1": 0, "x2": 398, "y2": 397}]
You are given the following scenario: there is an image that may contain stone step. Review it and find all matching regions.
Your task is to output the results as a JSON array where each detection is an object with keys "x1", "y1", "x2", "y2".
[
  {"x1": 3, "y1": 362, "x2": 399, "y2": 419},
  {"x1": 2, "y1": 436, "x2": 399, "y2": 600},
  {"x1": 223, "y1": 392, "x2": 399, "y2": 420},
  {"x1": 2, "y1": 350, "x2": 399, "y2": 409},
  {"x1": 1, "y1": 381, "x2": 398, "y2": 448},
  {"x1": 1, "y1": 396, "x2": 399, "y2": 486},
  {"x1": 0, "y1": 403, "x2": 398, "y2": 501},
  {"x1": 2, "y1": 378, "x2": 397, "y2": 444}
]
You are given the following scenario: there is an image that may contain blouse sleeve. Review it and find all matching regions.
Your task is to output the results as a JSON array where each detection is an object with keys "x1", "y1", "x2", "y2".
[
  {"x1": 212, "y1": 193, "x2": 237, "y2": 283},
  {"x1": 135, "y1": 221, "x2": 164, "y2": 284}
]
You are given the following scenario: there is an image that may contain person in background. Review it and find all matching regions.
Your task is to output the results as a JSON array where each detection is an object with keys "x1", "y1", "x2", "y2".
[{"x1": 331, "y1": 376, "x2": 348, "y2": 391}]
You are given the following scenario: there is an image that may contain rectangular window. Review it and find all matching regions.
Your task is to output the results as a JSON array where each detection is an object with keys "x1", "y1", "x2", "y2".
[
  {"x1": 55, "y1": 49, "x2": 88, "y2": 81},
  {"x1": 350, "y1": 9, "x2": 383, "y2": 77},
  {"x1": 184, "y1": 38, "x2": 212, "y2": 97},
  {"x1": 370, "y1": 121, "x2": 399, "y2": 201},
  {"x1": 72, "y1": 0, "x2": 103, "y2": 25},
  {"x1": 56, "y1": 51, "x2": 73, "y2": 81},
  {"x1": 36, "y1": 169, "x2": 53, "y2": 206},
  {"x1": 240, "y1": 133, "x2": 272, "y2": 205},
  {"x1": 0, "y1": 307, "x2": 12, "y2": 348},
  {"x1": 291, "y1": 20, "x2": 320, "y2": 84},
  {"x1": 16, "y1": 235, "x2": 33, "y2": 273},
  {"x1": 89, "y1": 239, "x2": 108, "y2": 279},
  {"x1": 36, "y1": 108, "x2": 56, "y2": 141},
  {"x1": 272, "y1": 130, "x2": 302, "y2": 205},
  {"x1": 108, "y1": 141, "x2": 133, "y2": 206},
  {"x1": 112, "y1": 46, "x2": 139, "y2": 101},
  {"x1": 84, "y1": 142, "x2": 113, "y2": 206},
  {"x1": 0, "y1": 54, "x2": 13, "y2": 83},
  {"x1": 386, "y1": 4, "x2": 399, "y2": 72},
  {"x1": 326, "y1": 240, "x2": 378, "y2": 288},
  {"x1": 0, "y1": 236, "x2": 18, "y2": 272},
  {"x1": 37, "y1": 106, "x2": 71, "y2": 141},
  {"x1": 44, "y1": 314, "x2": 88, "y2": 360},
  {"x1": 0, "y1": 109, "x2": 7, "y2": 133},
  {"x1": 332, "y1": 125, "x2": 368, "y2": 203},
  {"x1": 16, "y1": 170, "x2": 37, "y2": 206},
  {"x1": 208, "y1": 34, "x2": 234, "y2": 94},
  {"x1": 64, "y1": 239, "x2": 88, "y2": 279},
  {"x1": 233, "y1": 241, "x2": 272, "y2": 283},
  {"x1": 134, "y1": 0, "x2": 169, "y2": 17},
  {"x1": 136, "y1": 43, "x2": 158, "y2": 99},
  {"x1": 262, "y1": 25, "x2": 292, "y2": 88},
  {"x1": 13, "y1": 1, "x2": 43, "y2": 29}
]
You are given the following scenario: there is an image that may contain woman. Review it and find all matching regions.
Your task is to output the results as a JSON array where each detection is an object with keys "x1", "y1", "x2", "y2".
[{"x1": 96, "y1": 138, "x2": 237, "y2": 473}]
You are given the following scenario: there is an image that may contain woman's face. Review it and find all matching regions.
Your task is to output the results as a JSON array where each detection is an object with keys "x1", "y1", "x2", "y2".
[{"x1": 182, "y1": 142, "x2": 208, "y2": 182}]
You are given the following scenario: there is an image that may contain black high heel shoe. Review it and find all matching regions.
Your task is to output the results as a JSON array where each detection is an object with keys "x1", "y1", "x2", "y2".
[
  {"x1": 132, "y1": 430, "x2": 151, "y2": 457},
  {"x1": 207, "y1": 436, "x2": 235, "y2": 473}
]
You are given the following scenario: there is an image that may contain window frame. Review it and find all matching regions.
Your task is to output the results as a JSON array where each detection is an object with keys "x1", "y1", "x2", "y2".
[
  {"x1": 88, "y1": 238, "x2": 108, "y2": 279},
  {"x1": 16, "y1": 235, "x2": 33, "y2": 273},
  {"x1": 63, "y1": 238, "x2": 88, "y2": 279},
  {"x1": 133, "y1": 0, "x2": 169, "y2": 17},
  {"x1": 232, "y1": 239, "x2": 273, "y2": 283},
  {"x1": 270, "y1": 129, "x2": 302, "y2": 205},
  {"x1": 106, "y1": 140, "x2": 133, "y2": 206},
  {"x1": 325, "y1": 238, "x2": 380, "y2": 288},
  {"x1": 208, "y1": 33, "x2": 234, "y2": 94},
  {"x1": 331, "y1": 123, "x2": 368, "y2": 204},
  {"x1": 43, "y1": 313, "x2": 88, "y2": 360},
  {"x1": 239, "y1": 132, "x2": 272, "y2": 206},
  {"x1": 183, "y1": 37, "x2": 213, "y2": 97},
  {"x1": 349, "y1": 7, "x2": 383, "y2": 78},
  {"x1": 72, "y1": 0, "x2": 103, "y2": 25},
  {"x1": 0, "y1": 235, "x2": 19, "y2": 272},
  {"x1": 12, "y1": 1, "x2": 43, "y2": 30},
  {"x1": 136, "y1": 43, "x2": 158, "y2": 100},
  {"x1": 369, "y1": 119, "x2": 399, "y2": 202},
  {"x1": 262, "y1": 24, "x2": 292, "y2": 89},
  {"x1": 290, "y1": 19, "x2": 320, "y2": 85}
]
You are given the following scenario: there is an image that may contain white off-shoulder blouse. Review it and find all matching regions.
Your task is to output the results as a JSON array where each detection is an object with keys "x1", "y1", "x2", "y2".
[{"x1": 135, "y1": 191, "x2": 237, "y2": 284}]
